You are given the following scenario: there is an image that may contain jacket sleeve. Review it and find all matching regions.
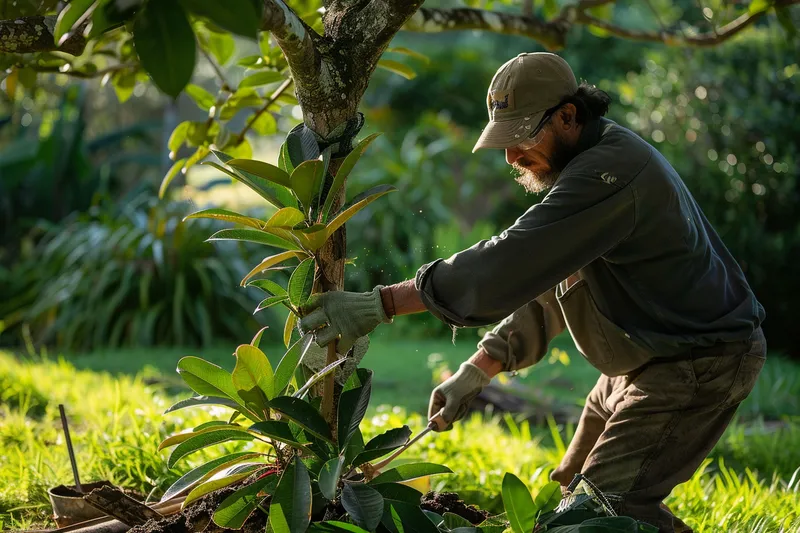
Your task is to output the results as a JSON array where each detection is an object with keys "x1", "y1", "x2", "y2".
[
  {"x1": 414, "y1": 170, "x2": 636, "y2": 328},
  {"x1": 478, "y1": 288, "x2": 566, "y2": 371}
]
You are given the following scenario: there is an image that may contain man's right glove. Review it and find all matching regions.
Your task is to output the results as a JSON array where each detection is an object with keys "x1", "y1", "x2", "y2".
[{"x1": 428, "y1": 362, "x2": 491, "y2": 432}]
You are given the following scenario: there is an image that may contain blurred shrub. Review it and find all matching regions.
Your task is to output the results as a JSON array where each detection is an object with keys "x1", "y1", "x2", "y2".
[
  {"x1": 0, "y1": 192, "x2": 278, "y2": 352},
  {"x1": 0, "y1": 84, "x2": 162, "y2": 257},
  {"x1": 605, "y1": 25, "x2": 799, "y2": 354}
]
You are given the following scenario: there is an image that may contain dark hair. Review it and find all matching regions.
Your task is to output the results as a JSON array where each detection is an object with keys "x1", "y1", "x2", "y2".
[{"x1": 554, "y1": 82, "x2": 612, "y2": 124}]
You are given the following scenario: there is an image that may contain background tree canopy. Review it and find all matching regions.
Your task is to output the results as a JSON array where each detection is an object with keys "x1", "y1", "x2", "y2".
[{"x1": 1, "y1": 0, "x2": 798, "y2": 354}]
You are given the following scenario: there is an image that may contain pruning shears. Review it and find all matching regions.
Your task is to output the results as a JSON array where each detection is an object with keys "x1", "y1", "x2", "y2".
[{"x1": 371, "y1": 411, "x2": 446, "y2": 472}]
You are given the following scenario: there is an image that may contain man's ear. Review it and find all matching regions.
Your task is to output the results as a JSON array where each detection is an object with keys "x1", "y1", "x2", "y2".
[{"x1": 558, "y1": 104, "x2": 577, "y2": 129}]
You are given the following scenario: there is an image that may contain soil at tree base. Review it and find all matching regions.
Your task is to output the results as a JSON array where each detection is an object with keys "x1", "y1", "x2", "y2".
[{"x1": 421, "y1": 491, "x2": 489, "y2": 524}]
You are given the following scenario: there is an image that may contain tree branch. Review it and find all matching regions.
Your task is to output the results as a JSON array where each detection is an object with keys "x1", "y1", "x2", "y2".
[
  {"x1": 0, "y1": 15, "x2": 85, "y2": 55},
  {"x1": 403, "y1": 6, "x2": 568, "y2": 50},
  {"x1": 262, "y1": 0, "x2": 320, "y2": 88},
  {"x1": 574, "y1": 0, "x2": 800, "y2": 47}
]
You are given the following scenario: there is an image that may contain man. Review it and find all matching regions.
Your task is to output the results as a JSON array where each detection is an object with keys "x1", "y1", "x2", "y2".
[{"x1": 298, "y1": 53, "x2": 766, "y2": 532}]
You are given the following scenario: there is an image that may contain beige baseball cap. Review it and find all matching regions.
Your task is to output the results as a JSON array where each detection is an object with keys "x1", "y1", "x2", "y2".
[{"x1": 473, "y1": 52, "x2": 578, "y2": 153}]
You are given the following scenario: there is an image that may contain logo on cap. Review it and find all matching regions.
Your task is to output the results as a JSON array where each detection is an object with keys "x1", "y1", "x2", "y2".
[{"x1": 489, "y1": 90, "x2": 514, "y2": 113}]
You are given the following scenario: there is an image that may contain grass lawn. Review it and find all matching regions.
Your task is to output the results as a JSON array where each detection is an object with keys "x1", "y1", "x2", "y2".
[{"x1": 1, "y1": 335, "x2": 799, "y2": 531}]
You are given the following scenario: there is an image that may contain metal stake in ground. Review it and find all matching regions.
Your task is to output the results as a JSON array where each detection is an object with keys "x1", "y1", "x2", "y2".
[{"x1": 59, "y1": 404, "x2": 83, "y2": 493}]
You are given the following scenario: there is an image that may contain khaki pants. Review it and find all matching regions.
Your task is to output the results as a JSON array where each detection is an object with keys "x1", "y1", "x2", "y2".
[{"x1": 550, "y1": 328, "x2": 766, "y2": 533}]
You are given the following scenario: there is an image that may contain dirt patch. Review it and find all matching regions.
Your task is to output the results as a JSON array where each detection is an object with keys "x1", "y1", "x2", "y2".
[
  {"x1": 129, "y1": 480, "x2": 266, "y2": 533},
  {"x1": 421, "y1": 491, "x2": 488, "y2": 524}
]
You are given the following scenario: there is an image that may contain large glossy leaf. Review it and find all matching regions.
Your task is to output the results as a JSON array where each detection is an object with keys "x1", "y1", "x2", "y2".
[
  {"x1": 202, "y1": 161, "x2": 286, "y2": 209},
  {"x1": 534, "y1": 480, "x2": 562, "y2": 515},
  {"x1": 248, "y1": 279, "x2": 288, "y2": 298},
  {"x1": 164, "y1": 395, "x2": 240, "y2": 414},
  {"x1": 293, "y1": 358, "x2": 346, "y2": 400},
  {"x1": 241, "y1": 250, "x2": 308, "y2": 286},
  {"x1": 179, "y1": 0, "x2": 260, "y2": 38},
  {"x1": 159, "y1": 158, "x2": 187, "y2": 199},
  {"x1": 227, "y1": 159, "x2": 291, "y2": 188},
  {"x1": 343, "y1": 429, "x2": 365, "y2": 468},
  {"x1": 502, "y1": 473, "x2": 536, "y2": 533},
  {"x1": 184, "y1": 208, "x2": 266, "y2": 230},
  {"x1": 233, "y1": 344, "x2": 275, "y2": 408},
  {"x1": 273, "y1": 335, "x2": 313, "y2": 395},
  {"x1": 249, "y1": 421, "x2": 306, "y2": 447},
  {"x1": 213, "y1": 473, "x2": 278, "y2": 528},
  {"x1": 326, "y1": 185, "x2": 397, "y2": 238},
  {"x1": 240, "y1": 71, "x2": 286, "y2": 88},
  {"x1": 377, "y1": 59, "x2": 417, "y2": 80},
  {"x1": 288, "y1": 258, "x2": 315, "y2": 308},
  {"x1": 308, "y1": 522, "x2": 370, "y2": 533},
  {"x1": 158, "y1": 423, "x2": 243, "y2": 450},
  {"x1": 385, "y1": 502, "x2": 439, "y2": 533},
  {"x1": 291, "y1": 160, "x2": 326, "y2": 216},
  {"x1": 269, "y1": 458, "x2": 312, "y2": 533},
  {"x1": 352, "y1": 426, "x2": 412, "y2": 465},
  {"x1": 207, "y1": 228, "x2": 299, "y2": 251},
  {"x1": 372, "y1": 483, "x2": 423, "y2": 505},
  {"x1": 337, "y1": 370, "x2": 373, "y2": 450},
  {"x1": 318, "y1": 456, "x2": 345, "y2": 500},
  {"x1": 267, "y1": 207, "x2": 306, "y2": 228},
  {"x1": 320, "y1": 133, "x2": 381, "y2": 222},
  {"x1": 341, "y1": 483, "x2": 384, "y2": 531},
  {"x1": 444, "y1": 513, "x2": 473, "y2": 529},
  {"x1": 278, "y1": 141, "x2": 295, "y2": 175},
  {"x1": 167, "y1": 429, "x2": 254, "y2": 468},
  {"x1": 369, "y1": 463, "x2": 452, "y2": 485},
  {"x1": 256, "y1": 295, "x2": 290, "y2": 312},
  {"x1": 54, "y1": 0, "x2": 95, "y2": 44},
  {"x1": 176, "y1": 357, "x2": 248, "y2": 411},
  {"x1": 183, "y1": 470, "x2": 256, "y2": 508},
  {"x1": 133, "y1": 0, "x2": 195, "y2": 98},
  {"x1": 184, "y1": 84, "x2": 216, "y2": 111},
  {"x1": 269, "y1": 396, "x2": 333, "y2": 443},
  {"x1": 160, "y1": 452, "x2": 261, "y2": 503}
]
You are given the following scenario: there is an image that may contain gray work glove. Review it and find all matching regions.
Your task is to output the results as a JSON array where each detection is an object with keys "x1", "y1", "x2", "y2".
[
  {"x1": 428, "y1": 362, "x2": 491, "y2": 432},
  {"x1": 298, "y1": 286, "x2": 391, "y2": 353},
  {"x1": 301, "y1": 336, "x2": 370, "y2": 385}
]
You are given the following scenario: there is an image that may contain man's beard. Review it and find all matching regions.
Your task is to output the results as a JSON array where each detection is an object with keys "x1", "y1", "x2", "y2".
[{"x1": 512, "y1": 133, "x2": 581, "y2": 194}]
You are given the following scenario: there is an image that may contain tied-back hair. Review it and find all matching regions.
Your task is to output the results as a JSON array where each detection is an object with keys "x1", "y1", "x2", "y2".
[{"x1": 555, "y1": 82, "x2": 612, "y2": 124}]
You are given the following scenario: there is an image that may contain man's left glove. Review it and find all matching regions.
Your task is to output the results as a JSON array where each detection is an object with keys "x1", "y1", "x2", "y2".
[
  {"x1": 298, "y1": 286, "x2": 392, "y2": 353},
  {"x1": 428, "y1": 362, "x2": 491, "y2": 432}
]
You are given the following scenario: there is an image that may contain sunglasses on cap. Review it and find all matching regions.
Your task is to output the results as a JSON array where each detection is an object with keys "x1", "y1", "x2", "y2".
[{"x1": 514, "y1": 105, "x2": 561, "y2": 150}]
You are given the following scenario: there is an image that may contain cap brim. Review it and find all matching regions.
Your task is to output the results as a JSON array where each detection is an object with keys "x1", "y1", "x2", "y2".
[{"x1": 472, "y1": 110, "x2": 547, "y2": 153}]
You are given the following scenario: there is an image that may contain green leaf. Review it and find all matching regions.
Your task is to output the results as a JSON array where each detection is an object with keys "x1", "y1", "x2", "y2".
[
  {"x1": 159, "y1": 158, "x2": 186, "y2": 199},
  {"x1": 269, "y1": 458, "x2": 312, "y2": 533},
  {"x1": 385, "y1": 503, "x2": 439, "y2": 533},
  {"x1": 284, "y1": 311, "x2": 298, "y2": 347},
  {"x1": 252, "y1": 112, "x2": 278, "y2": 136},
  {"x1": 233, "y1": 344, "x2": 275, "y2": 406},
  {"x1": 341, "y1": 483, "x2": 384, "y2": 531},
  {"x1": 587, "y1": 25, "x2": 611, "y2": 38},
  {"x1": 202, "y1": 159, "x2": 290, "y2": 209},
  {"x1": 318, "y1": 456, "x2": 345, "y2": 500},
  {"x1": 501, "y1": 473, "x2": 536, "y2": 533},
  {"x1": 377, "y1": 59, "x2": 417, "y2": 80},
  {"x1": 208, "y1": 228, "x2": 299, "y2": 251},
  {"x1": 159, "y1": 423, "x2": 240, "y2": 450},
  {"x1": 370, "y1": 463, "x2": 453, "y2": 485},
  {"x1": 168, "y1": 428, "x2": 254, "y2": 468},
  {"x1": 240, "y1": 71, "x2": 286, "y2": 88},
  {"x1": 241, "y1": 250, "x2": 307, "y2": 286},
  {"x1": 373, "y1": 483, "x2": 422, "y2": 505},
  {"x1": 249, "y1": 420, "x2": 306, "y2": 447},
  {"x1": 533, "y1": 480, "x2": 562, "y2": 515},
  {"x1": 111, "y1": 69, "x2": 136, "y2": 103},
  {"x1": 385, "y1": 47, "x2": 430, "y2": 64},
  {"x1": 213, "y1": 473, "x2": 278, "y2": 528},
  {"x1": 337, "y1": 370, "x2": 373, "y2": 449},
  {"x1": 169, "y1": 121, "x2": 191, "y2": 152},
  {"x1": 327, "y1": 184, "x2": 397, "y2": 238},
  {"x1": 251, "y1": 326, "x2": 269, "y2": 349},
  {"x1": 183, "y1": 470, "x2": 256, "y2": 508},
  {"x1": 352, "y1": 426, "x2": 412, "y2": 465},
  {"x1": 749, "y1": 0, "x2": 772, "y2": 14},
  {"x1": 308, "y1": 522, "x2": 371, "y2": 533},
  {"x1": 133, "y1": 0, "x2": 196, "y2": 98},
  {"x1": 228, "y1": 158, "x2": 291, "y2": 188},
  {"x1": 547, "y1": 516, "x2": 642, "y2": 532},
  {"x1": 343, "y1": 430, "x2": 365, "y2": 468},
  {"x1": 55, "y1": 0, "x2": 95, "y2": 45},
  {"x1": 219, "y1": 88, "x2": 263, "y2": 120},
  {"x1": 444, "y1": 513, "x2": 474, "y2": 529},
  {"x1": 176, "y1": 357, "x2": 248, "y2": 412},
  {"x1": 205, "y1": 31, "x2": 236, "y2": 65},
  {"x1": 185, "y1": 84, "x2": 216, "y2": 111},
  {"x1": 279, "y1": 141, "x2": 296, "y2": 174},
  {"x1": 288, "y1": 258, "x2": 315, "y2": 308},
  {"x1": 267, "y1": 207, "x2": 306, "y2": 227},
  {"x1": 180, "y1": 0, "x2": 260, "y2": 38},
  {"x1": 248, "y1": 279, "x2": 288, "y2": 297},
  {"x1": 291, "y1": 160, "x2": 326, "y2": 216},
  {"x1": 160, "y1": 452, "x2": 262, "y2": 502},
  {"x1": 274, "y1": 336, "x2": 313, "y2": 394},
  {"x1": 164, "y1": 395, "x2": 240, "y2": 414},
  {"x1": 256, "y1": 295, "x2": 289, "y2": 312},
  {"x1": 269, "y1": 396, "x2": 333, "y2": 443},
  {"x1": 185, "y1": 208, "x2": 267, "y2": 229},
  {"x1": 320, "y1": 133, "x2": 381, "y2": 222}
]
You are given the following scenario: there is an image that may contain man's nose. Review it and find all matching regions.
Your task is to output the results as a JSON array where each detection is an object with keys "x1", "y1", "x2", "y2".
[{"x1": 506, "y1": 147, "x2": 522, "y2": 165}]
